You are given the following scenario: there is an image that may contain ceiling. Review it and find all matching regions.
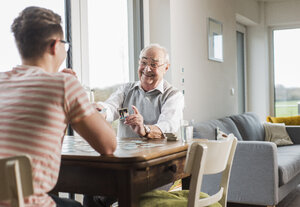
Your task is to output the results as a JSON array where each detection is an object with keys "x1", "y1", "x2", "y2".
[{"x1": 256, "y1": 0, "x2": 290, "y2": 1}]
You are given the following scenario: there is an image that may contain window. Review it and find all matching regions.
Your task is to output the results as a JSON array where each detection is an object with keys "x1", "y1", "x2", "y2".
[
  {"x1": 85, "y1": 0, "x2": 130, "y2": 103},
  {"x1": 0, "y1": 0, "x2": 66, "y2": 72},
  {"x1": 87, "y1": 0, "x2": 129, "y2": 90},
  {"x1": 69, "y1": 0, "x2": 143, "y2": 132},
  {"x1": 1, "y1": 0, "x2": 142, "y2": 100},
  {"x1": 273, "y1": 28, "x2": 300, "y2": 116},
  {"x1": 71, "y1": 0, "x2": 143, "y2": 104}
]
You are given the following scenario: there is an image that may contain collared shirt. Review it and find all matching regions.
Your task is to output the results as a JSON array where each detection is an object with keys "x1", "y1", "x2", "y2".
[
  {"x1": 99, "y1": 80, "x2": 184, "y2": 138},
  {"x1": 0, "y1": 65, "x2": 95, "y2": 207}
]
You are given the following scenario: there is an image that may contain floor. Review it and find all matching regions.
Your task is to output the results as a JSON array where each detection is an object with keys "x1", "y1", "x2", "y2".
[
  {"x1": 60, "y1": 184, "x2": 300, "y2": 207},
  {"x1": 228, "y1": 185, "x2": 300, "y2": 207}
]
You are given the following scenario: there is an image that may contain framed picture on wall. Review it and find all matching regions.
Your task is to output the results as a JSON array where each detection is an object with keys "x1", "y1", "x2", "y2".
[{"x1": 208, "y1": 17, "x2": 223, "y2": 62}]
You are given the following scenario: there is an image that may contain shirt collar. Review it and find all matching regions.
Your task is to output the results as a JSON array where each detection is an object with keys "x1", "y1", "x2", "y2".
[
  {"x1": 14, "y1": 65, "x2": 45, "y2": 71},
  {"x1": 134, "y1": 80, "x2": 165, "y2": 94}
]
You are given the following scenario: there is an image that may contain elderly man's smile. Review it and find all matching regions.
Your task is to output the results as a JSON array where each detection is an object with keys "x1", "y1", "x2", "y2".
[{"x1": 142, "y1": 72, "x2": 155, "y2": 78}]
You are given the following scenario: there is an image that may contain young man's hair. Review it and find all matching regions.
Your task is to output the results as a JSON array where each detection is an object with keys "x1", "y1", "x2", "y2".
[{"x1": 11, "y1": 6, "x2": 63, "y2": 60}]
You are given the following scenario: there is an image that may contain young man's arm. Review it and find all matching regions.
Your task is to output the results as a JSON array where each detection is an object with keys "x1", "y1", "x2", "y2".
[
  {"x1": 61, "y1": 73, "x2": 117, "y2": 154},
  {"x1": 71, "y1": 111, "x2": 117, "y2": 155}
]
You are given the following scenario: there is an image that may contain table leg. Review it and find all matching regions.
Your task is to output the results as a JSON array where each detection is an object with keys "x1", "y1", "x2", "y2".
[
  {"x1": 116, "y1": 170, "x2": 139, "y2": 207},
  {"x1": 182, "y1": 176, "x2": 191, "y2": 190}
]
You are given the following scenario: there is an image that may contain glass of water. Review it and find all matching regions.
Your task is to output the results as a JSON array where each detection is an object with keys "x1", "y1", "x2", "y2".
[{"x1": 180, "y1": 120, "x2": 193, "y2": 142}]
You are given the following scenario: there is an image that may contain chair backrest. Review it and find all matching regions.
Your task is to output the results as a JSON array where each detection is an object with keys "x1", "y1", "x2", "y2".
[
  {"x1": 0, "y1": 155, "x2": 34, "y2": 207},
  {"x1": 184, "y1": 135, "x2": 237, "y2": 207}
]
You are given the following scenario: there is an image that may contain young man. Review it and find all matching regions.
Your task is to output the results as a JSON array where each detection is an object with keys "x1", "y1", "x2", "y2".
[{"x1": 0, "y1": 6, "x2": 116, "y2": 207}]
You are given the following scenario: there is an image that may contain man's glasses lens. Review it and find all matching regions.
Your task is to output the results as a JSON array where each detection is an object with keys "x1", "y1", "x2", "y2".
[
  {"x1": 60, "y1": 40, "x2": 70, "y2": 51},
  {"x1": 139, "y1": 61, "x2": 165, "y2": 70}
]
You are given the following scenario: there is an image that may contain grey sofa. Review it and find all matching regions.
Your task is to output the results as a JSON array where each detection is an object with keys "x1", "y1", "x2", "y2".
[{"x1": 192, "y1": 112, "x2": 300, "y2": 206}]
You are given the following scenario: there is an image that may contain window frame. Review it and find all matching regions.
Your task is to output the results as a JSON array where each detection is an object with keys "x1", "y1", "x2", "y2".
[
  {"x1": 65, "y1": 0, "x2": 72, "y2": 69},
  {"x1": 66, "y1": 0, "x2": 143, "y2": 135},
  {"x1": 64, "y1": 0, "x2": 74, "y2": 136},
  {"x1": 236, "y1": 23, "x2": 247, "y2": 114},
  {"x1": 270, "y1": 25, "x2": 300, "y2": 116},
  {"x1": 69, "y1": 0, "x2": 144, "y2": 86}
]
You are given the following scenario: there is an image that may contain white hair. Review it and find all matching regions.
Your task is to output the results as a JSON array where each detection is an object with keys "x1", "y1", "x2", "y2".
[{"x1": 139, "y1": 43, "x2": 170, "y2": 64}]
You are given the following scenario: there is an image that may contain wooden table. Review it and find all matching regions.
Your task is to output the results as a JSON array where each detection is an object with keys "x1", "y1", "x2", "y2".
[{"x1": 52, "y1": 136, "x2": 190, "y2": 207}]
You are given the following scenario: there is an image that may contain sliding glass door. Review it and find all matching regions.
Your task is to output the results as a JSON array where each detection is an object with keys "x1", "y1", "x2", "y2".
[{"x1": 273, "y1": 28, "x2": 300, "y2": 116}]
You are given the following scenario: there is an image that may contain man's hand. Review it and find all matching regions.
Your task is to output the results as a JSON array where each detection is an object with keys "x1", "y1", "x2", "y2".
[
  {"x1": 93, "y1": 102, "x2": 104, "y2": 111},
  {"x1": 61, "y1": 68, "x2": 77, "y2": 78},
  {"x1": 124, "y1": 105, "x2": 146, "y2": 137},
  {"x1": 93, "y1": 103, "x2": 107, "y2": 119}
]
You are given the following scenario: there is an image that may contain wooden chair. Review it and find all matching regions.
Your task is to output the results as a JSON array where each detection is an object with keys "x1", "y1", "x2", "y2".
[
  {"x1": 140, "y1": 136, "x2": 237, "y2": 207},
  {"x1": 0, "y1": 155, "x2": 34, "y2": 207}
]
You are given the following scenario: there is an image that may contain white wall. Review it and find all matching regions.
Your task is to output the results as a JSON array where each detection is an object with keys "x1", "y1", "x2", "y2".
[
  {"x1": 265, "y1": 0, "x2": 300, "y2": 26},
  {"x1": 234, "y1": 0, "x2": 272, "y2": 120},
  {"x1": 172, "y1": 0, "x2": 238, "y2": 122},
  {"x1": 167, "y1": 0, "x2": 237, "y2": 122},
  {"x1": 235, "y1": 0, "x2": 260, "y2": 25},
  {"x1": 145, "y1": 0, "x2": 300, "y2": 122},
  {"x1": 144, "y1": 0, "x2": 172, "y2": 82},
  {"x1": 245, "y1": 0, "x2": 300, "y2": 120},
  {"x1": 246, "y1": 2, "x2": 271, "y2": 120}
]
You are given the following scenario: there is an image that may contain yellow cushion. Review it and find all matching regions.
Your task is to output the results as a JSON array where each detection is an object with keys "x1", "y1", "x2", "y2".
[
  {"x1": 266, "y1": 115, "x2": 300, "y2": 125},
  {"x1": 139, "y1": 190, "x2": 222, "y2": 207}
]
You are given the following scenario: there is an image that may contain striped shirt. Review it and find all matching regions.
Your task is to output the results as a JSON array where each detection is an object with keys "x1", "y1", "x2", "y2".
[{"x1": 0, "y1": 65, "x2": 95, "y2": 207}]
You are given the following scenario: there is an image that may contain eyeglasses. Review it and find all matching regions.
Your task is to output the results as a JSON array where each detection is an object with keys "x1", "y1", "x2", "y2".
[
  {"x1": 139, "y1": 60, "x2": 166, "y2": 70},
  {"x1": 59, "y1": 40, "x2": 70, "y2": 51}
]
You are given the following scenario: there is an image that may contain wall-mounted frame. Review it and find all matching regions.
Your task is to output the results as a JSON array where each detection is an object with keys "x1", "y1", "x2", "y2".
[{"x1": 208, "y1": 17, "x2": 223, "y2": 62}]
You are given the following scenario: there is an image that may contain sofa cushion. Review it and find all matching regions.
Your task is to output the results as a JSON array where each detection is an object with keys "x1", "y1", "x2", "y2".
[
  {"x1": 264, "y1": 122, "x2": 293, "y2": 146},
  {"x1": 230, "y1": 112, "x2": 265, "y2": 141},
  {"x1": 286, "y1": 126, "x2": 300, "y2": 144},
  {"x1": 193, "y1": 117, "x2": 243, "y2": 140},
  {"x1": 267, "y1": 115, "x2": 300, "y2": 125},
  {"x1": 277, "y1": 145, "x2": 300, "y2": 186}
]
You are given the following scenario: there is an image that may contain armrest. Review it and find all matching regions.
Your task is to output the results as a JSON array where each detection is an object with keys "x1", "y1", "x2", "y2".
[
  {"x1": 201, "y1": 141, "x2": 278, "y2": 205},
  {"x1": 286, "y1": 126, "x2": 300, "y2": 144},
  {"x1": 228, "y1": 141, "x2": 278, "y2": 205}
]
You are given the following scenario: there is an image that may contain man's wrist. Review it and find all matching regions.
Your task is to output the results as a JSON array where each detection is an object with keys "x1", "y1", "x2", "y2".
[
  {"x1": 143, "y1": 124, "x2": 151, "y2": 137},
  {"x1": 139, "y1": 130, "x2": 146, "y2": 138}
]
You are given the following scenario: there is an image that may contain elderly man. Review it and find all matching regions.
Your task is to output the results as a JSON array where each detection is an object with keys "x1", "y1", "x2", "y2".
[
  {"x1": 84, "y1": 44, "x2": 184, "y2": 207},
  {"x1": 99, "y1": 43, "x2": 184, "y2": 139}
]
